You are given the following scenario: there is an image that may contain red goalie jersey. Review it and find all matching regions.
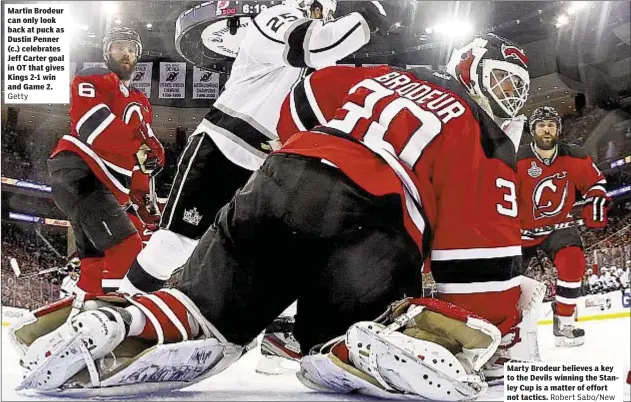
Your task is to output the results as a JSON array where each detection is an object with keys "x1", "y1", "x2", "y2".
[
  {"x1": 517, "y1": 143, "x2": 608, "y2": 247},
  {"x1": 277, "y1": 66, "x2": 522, "y2": 291},
  {"x1": 50, "y1": 67, "x2": 152, "y2": 206}
]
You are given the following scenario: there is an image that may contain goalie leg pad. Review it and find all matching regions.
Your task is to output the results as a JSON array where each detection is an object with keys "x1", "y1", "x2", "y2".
[
  {"x1": 25, "y1": 338, "x2": 241, "y2": 398},
  {"x1": 9, "y1": 293, "x2": 125, "y2": 358},
  {"x1": 18, "y1": 307, "x2": 127, "y2": 391},
  {"x1": 347, "y1": 321, "x2": 486, "y2": 400},
  {"x1": 299, "y1": 351, "x2": 421, "y2": 400},
  {"x1": 299, "y1": 298, "x2": 499, "y2": 400},
  {"x1": 16, "y1": 289, "x2": 247, "y2": 396},
  {"x1": 483, "y1": 275, "x2": 546, "y2": 380}
]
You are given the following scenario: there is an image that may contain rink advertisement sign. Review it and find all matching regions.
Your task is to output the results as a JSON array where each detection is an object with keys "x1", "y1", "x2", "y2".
[
  {"x1": 82, "y1": 61, "x2": 106, "y2": 70},
  {"x1": 584, "y1": 295, "x2": 612, "y2": 311},
  {"x1": 159, "y1": 62, "x2": 186, "y2": 99},
  {"x1": 133, "y1": 62, "x2": 153, "y2": 98},
  {"x1": 623, "y1": 289, "x2": 630, "y2": 308},
  {"x1": 192, "y1": 67, "x2": 220, "y2": 99}
]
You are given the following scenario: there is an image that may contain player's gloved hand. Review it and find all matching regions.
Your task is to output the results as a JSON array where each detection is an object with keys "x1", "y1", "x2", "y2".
[
  {"x1": 134, "y1": 122, "x2": 165, "y2": 175},
  {"x1": 582, "y1": 196, "x2": 608, "y2": 229},
  {"x1": 357, "y1": 1, "x2": 397, "y2": 36},
  {"x1": 129, "y1": 191, "x2": 160, "y2": 226}
]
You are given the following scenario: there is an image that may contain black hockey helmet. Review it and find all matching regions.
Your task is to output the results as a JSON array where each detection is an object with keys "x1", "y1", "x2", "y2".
[
  {"x1": 529, "y1": 106, "x2": 562, "y2": 136},
  {"x1": 103, "y1": 26, "x2": 143, "y2": 61}
]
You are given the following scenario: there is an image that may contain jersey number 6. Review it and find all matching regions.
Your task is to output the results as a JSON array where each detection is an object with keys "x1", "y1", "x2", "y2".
[{"x1": 78, "y1": 82, "x2": 96, "y2": 98}]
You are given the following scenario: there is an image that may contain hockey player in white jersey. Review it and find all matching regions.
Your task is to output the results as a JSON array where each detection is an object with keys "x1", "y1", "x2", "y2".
[{"x1": 117, "y1": 0, "x2": 395, "y2": 294}]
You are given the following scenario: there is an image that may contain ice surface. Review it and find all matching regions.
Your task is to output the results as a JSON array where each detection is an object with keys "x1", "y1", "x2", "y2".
[{"x1": 2, "y1": 318, "x2": 630, "y2": 400}]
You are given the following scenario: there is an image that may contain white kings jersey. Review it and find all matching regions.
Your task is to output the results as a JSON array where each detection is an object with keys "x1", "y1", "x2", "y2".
[{"x1": 196, "y1": 4, "x2": 371, "y2": 171}]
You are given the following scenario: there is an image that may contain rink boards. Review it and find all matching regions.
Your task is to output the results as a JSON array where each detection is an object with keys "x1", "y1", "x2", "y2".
[{"x1": 3, "y1": 288, "x2": 630, "y2": 327}]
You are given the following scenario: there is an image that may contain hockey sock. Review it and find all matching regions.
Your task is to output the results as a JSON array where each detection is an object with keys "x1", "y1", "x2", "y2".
[
  {"x1": 118, "y1": 230, "x2": 198, "y2": 294},
  {"x1": 77, "y1": 257, "x2": 105, "y2": 294},
  {"x1": 553, "y1": 246, "x2": 585, "y2": 322},
  {"x1": 438, "y1": 285, "x2": 521, "y2": 336},
  {"x1": 126, "y1": 290, "x2": 200, "y2": 343},
  {"x1": 102, "y1": 233, "x2": 143, "y2": 293}
]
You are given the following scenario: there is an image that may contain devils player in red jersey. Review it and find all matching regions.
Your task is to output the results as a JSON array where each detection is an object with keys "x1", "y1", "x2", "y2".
[
  {"x1": 47, "y1": 27, "x2": 165, "y2": 294},
  {"x1": 517, "y1": 106, "x2": 608, "y2": 347},
  {"x1": 15, "y1": 35, "x2": 543, "y2": 399},
  {"x1": 275, "y1": 35, "x2": 537, "y2": 379}
]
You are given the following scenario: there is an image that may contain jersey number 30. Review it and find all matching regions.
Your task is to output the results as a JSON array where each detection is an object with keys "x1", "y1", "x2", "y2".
[{"x1": 328, "y1": 78, "x2": 519, "y2": 219}]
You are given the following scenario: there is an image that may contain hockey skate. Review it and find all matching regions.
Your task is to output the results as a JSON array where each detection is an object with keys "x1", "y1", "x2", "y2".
[
  {"x1": 552, "y1": 302, "x2": 585, "y2": 347},
  {"x1": 256, "y1": 316, "x2": 302, "y2": 375}
]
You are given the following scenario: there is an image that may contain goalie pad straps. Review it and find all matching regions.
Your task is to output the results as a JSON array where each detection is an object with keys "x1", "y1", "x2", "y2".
[
  {"x1": 127, "y1": 290, "x2": 193, "y2": 343},
  {"x1": 438, "y1": 284, "x2": 521, "y2": 336}
]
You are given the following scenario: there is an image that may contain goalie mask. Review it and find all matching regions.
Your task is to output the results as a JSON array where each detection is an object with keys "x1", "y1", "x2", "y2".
[
  {"x1": 102, "y1": 27, "x2": 143, "y2": 81},
  {"x1": 446, "y1": 33, "x2": 530, "y2": 119},
  {"x1": 284, "y1": 0, "x2": 337, "y2": 21}
]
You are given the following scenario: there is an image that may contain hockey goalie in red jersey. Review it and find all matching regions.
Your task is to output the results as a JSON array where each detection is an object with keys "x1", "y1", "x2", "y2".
[
  {"x1": 47, "y1": 27, "x2": 165, "y2": 294},
  {"x1": 517, "y1": 106, "x2": 608, "y2": 347},
  {"x1": 14, "y1": 35, "x2": 538, "y2": 400}
]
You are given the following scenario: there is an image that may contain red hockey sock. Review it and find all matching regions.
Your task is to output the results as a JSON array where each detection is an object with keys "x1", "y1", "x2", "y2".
[
  {"x1": 438, "y1": 286, "x2": 521, "y2": 336},
  {"x1": 102, "y1": 233, "x2": 143, "y2": 291},
  {"x1": 133, "y1": 290, "x2": 194, "y2": 343},
  {"x1": 553, "y1": 247, "x2": 585, "y2": 317},
  {"x1": 77, "y1": 257, "x2": 105, "y2": 294}
]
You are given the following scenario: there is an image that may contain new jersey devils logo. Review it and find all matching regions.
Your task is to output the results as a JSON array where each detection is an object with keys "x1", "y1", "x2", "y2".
[
  {"x1": 501, "y1": 43, "x2": 528, "y2": 68},
  {"x1": 133, "y1": 71, "x2": 145, "y2": 81},
  {"x1": 532, "y1": 171, "x2": 569, "y2": 220},
  {"x1": 216, "y1": 1, "x2": 231, "y2": 16},
  {"x1": 166, "y1": 72, "x2": 179, "y2": 82},
  {"x1": 200, "y1": 72, "x2": 213, "y2": 82}
]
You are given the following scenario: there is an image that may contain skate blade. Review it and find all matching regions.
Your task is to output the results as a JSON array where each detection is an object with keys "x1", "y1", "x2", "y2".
[
  {"x1": 554, "y1": 336, "x2": 585, "y2": 347},
  {"x1": 255, "y1": 355, "x2": 300, "y2": 375},
  {"x1": 17, "y1": 332, "x2": 88, "y2": 392}
]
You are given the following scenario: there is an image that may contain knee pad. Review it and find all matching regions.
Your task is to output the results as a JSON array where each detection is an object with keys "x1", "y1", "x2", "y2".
[
  {"x1": 136, "y1": 229, "x2": 199, "y2": 280},
  {"x1": 554, "y1": 246, "x2": 586, "y2": 282}
]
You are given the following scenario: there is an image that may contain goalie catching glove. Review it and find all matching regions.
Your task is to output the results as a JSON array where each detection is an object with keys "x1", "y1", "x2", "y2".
[{"x1": 298, "y1": 297, "x2": 501, "y2": 400}]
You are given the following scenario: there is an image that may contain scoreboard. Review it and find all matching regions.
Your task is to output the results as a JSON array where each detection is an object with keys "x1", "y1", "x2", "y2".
[{"x1": 175, "y1": 1, "x2": 281, "y2": 71}]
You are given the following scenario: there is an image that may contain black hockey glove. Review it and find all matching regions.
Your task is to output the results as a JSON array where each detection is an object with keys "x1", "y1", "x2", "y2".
[{"x1": 358, "y1": 1, "x2": 393, "y2": 36}]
